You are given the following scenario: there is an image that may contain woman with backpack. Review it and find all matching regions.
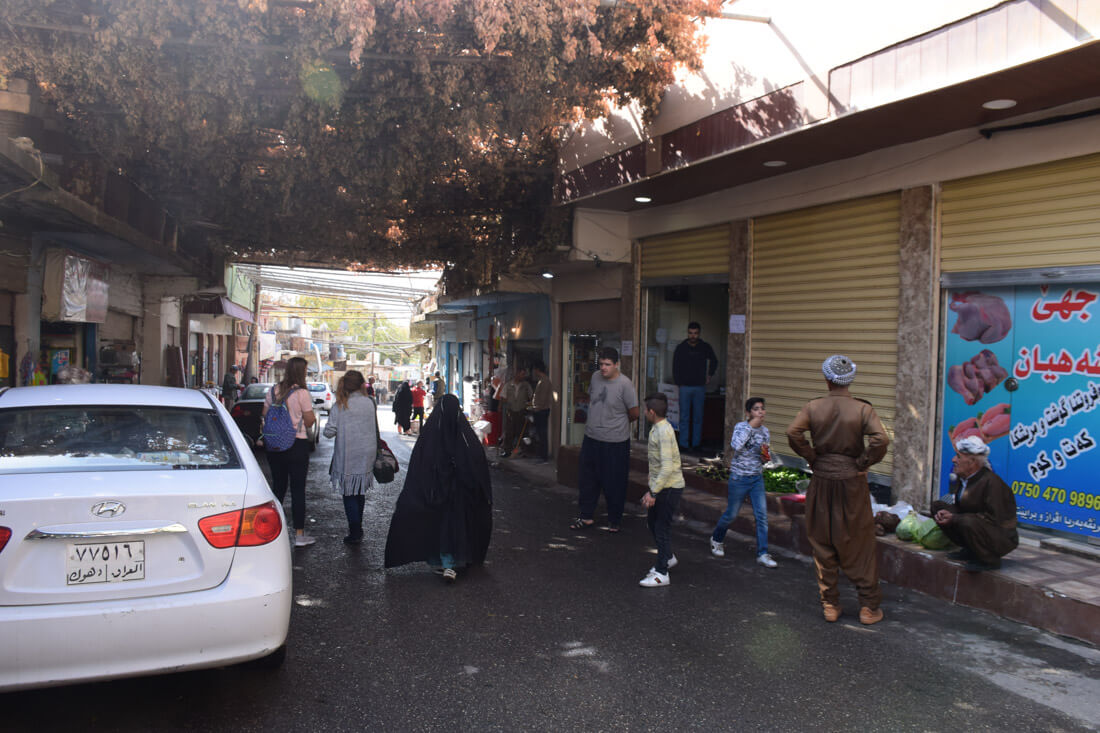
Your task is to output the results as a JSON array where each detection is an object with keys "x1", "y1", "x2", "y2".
[
  {"x1": 323, "y1": 370, "x2": 377, "y2": 545},
  {"x1": 262, "y1": 356, "x2": 317, "y2": 547}
]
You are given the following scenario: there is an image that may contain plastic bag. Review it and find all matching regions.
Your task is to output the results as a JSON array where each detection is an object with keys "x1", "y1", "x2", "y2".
[{"x1": 895, "y1": 512, "x2": 932, "y2": 542}]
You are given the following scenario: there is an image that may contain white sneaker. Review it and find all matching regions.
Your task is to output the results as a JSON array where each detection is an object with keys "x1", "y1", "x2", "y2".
[
  {"x1": 442, "y1": 568, "x2": 457, "y2": 583},
  {"x1": 666, "y1": 554, "x2": 678, "y2": 569},
  {"x1": 756, "y1": 553, "x2": 777, "y2": 568},
  {"x1": 710, "y1": 539, "x2": 725, "y2": 557},
  {"x1": 639, "y1": 568, "x2": 670, "y2": 587},
  {"x1": 294, "y1": 534, "x2": 317, "y2": 547}
]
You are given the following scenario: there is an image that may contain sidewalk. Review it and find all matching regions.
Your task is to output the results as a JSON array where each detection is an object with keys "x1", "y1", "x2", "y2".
[{"x1": 493, "y1": 443, "x2": 1100, "y2": 647}]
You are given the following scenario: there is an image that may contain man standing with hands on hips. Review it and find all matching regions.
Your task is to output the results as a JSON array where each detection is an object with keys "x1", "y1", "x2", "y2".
[{"x1": 673, "y1": 322, "x2": 718, "y2": 455}]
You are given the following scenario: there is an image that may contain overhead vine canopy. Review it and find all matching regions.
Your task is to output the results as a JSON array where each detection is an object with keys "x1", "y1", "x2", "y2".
[{"x1": 0, "y1": 0, "x2": 718, "y2": 276}]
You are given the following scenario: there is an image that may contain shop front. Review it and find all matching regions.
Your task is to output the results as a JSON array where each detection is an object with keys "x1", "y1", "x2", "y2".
[
  {"x1": 938, "y1": 152, "x2": 1100, "y2": 541},
  {"x1": 561, "y1": 299, "x2": 620, "y2": 447}
]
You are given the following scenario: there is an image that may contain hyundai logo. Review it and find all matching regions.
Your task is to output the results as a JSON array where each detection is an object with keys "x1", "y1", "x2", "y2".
[{"x1": 91, "y1": 501, "x2": 126, "y2": 518}]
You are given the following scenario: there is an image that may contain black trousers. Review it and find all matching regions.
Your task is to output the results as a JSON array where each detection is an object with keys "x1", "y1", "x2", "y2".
[
  {"x1": 648, "y1": 488, "x2": 683, "y2": 574},
  {"x1": 267, "y1": 438, "x2": 310, "y2": 530},
  {"x1": 578, "y1": 436, "x2": 630, "y2": 526}
]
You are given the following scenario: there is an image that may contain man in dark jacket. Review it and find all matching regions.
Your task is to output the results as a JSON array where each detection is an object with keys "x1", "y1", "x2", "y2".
[
  {"x1": 672, "y1": 322, "x2": 718, "y2": 454},
  {"x1": 221, "y1": 365, "x2": 240, "y2": 410}
]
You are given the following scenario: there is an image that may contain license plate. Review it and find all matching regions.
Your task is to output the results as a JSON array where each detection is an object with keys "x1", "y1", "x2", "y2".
[{"x1": 66, "y1": 541, "x2": 146, "y2": 585}]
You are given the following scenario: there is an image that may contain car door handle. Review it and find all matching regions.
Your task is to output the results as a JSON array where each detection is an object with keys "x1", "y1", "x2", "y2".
[{"x1": 25, "y1": 522, "x2": 189, "y2": 540}]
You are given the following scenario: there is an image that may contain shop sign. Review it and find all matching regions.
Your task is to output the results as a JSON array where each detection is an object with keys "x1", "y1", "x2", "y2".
[{"x1": 941, "y1": 283, "x2": 1100, "y2": 538}]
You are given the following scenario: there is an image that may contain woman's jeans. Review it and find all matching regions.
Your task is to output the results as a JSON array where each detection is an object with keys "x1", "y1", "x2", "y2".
[
  {"x1": 267, "y1": 438, "x2": 310, "y2": 530},
  {"x1": 712, "y1": 472, "x2": 769, "y2": 555},
  {"x1": 342, "y1": 494, "x2": 365, "y2": 533}
]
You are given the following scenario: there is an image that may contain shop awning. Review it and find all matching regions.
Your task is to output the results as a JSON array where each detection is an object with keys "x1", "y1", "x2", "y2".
[{"x1": 184, "y1": 296, "x2": 255, "y2": 323}]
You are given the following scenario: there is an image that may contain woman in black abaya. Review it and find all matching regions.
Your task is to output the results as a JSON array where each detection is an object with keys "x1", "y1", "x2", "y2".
[
  {"x1": 384, "y1": 394, "x2": 492, "y2": 582},
  {"x1": 392, "y1": 381, "x2": 413, "y2": 435}
]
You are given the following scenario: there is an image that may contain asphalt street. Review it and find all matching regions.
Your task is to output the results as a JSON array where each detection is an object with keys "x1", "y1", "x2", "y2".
[{"x1": 5, "y1": 404, "x2": 1100, "y2": 732}]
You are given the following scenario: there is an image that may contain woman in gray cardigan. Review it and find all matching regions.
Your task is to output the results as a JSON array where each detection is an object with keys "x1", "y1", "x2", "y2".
[{"x1": 324, "y1": 370, "x2": 378, "y2": 544}]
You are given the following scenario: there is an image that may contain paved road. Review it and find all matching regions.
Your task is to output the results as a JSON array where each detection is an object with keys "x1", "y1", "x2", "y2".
[{"x1": 5, "y1": 405, "x2": 1100, "y2": 731}]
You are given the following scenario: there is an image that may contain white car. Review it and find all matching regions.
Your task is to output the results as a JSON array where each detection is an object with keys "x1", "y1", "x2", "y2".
[
  {"x1": 0, "y1": 384, "x2": 292, "y2": 691},
  {"x1": 307, "y1": 381, "x2": 334, "y2": 414}
]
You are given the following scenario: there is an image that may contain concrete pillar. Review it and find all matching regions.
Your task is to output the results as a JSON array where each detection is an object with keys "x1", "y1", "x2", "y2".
[
  {"x1": 13, "y1": 238, "x2": 45, "y2": 385},
  {"x1": 141, "y1": 276, "x2": 197, "y2": 386},
  {"x1": 724, "y1": 220, "x2": 751, "y2": 461},
  {"x1": 893, "y1": 186, "x2": 938, "y2": 509}
]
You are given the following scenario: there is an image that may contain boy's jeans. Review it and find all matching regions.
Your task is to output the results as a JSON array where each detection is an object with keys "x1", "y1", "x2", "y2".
[
  {"x1": 711, "y1": 473, "x2": 769, "y2": 556},
  {"x1": 648, "y1": 488, "x2": 683, "y2": 574}
]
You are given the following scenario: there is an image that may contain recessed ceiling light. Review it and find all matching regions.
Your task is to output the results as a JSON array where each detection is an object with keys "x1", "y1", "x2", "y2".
[
  {"x1": 541, "y1": 270, "x2": 554, "y2": 279},
  {"x1": 634, "y1": 195, "x2": 652, "y2": 203},
  {"x1": 763, "y1": 160, "x2": 787, "y2": 168},
  {"x1": 982, "y1": 99, "x2": 1017, "y2": 110}
]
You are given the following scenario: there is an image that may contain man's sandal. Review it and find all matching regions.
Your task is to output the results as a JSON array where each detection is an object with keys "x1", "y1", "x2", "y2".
[{"x1": 569, "y1": 518, "x2": 595, "y2": 530}]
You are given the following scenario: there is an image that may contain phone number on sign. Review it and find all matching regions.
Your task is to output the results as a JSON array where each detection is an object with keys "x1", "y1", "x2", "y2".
[{"x1": 1012, "y1": 481, "x2": 1100, "y2": 509}]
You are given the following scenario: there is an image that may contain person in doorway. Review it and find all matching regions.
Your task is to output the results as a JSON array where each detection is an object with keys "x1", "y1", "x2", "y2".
[
  {"x1": 672, "y1": 322, "x2": 719, "y2": 455},
  {"x1": 411, "y1": 380, "x2": 427, "y2": 432},
  {"x1": 932, "y1": 435, "x2": 1018, "y2": 572},
  {"x1": 530, "y1": 361, "x2": 556, "y2": 464},
  {"x1": 709, "y1": 397, "x2": 778, "y2": 568},
  {"x1": 384, "y1": 394, "x2": 493, "y2": 583},
  {"x1": 570, "y1": 347, "x2": 639, "y2": 533},
  {"x1": 392, "y1": 380, "x2": 413, "y2": 435},
  {"x1": 431, "y1": 371, "x2": 446, "y2": 407},
  {"x1": 323, "y1": 370, "x2": 377, "y2": 545},
  {"x1": 638, "y1": 393, "x2": 685, "y2": 587},
  {"x1": 221, "y1": 365, "x2": 241, "y2": 410},
  {"x1": 499, "y1": 367, "x2": 533, "y2": 458},
  {"x1": 786, "y1": 354, "x2": 890, "y2": 625},
  {"x1": 262, "y1": 356, "x2": 318, "y2": 547}
]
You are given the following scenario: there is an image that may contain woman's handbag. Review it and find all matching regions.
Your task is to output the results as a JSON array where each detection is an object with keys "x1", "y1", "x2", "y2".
[{"x1": 373, "y1": 399, "x2": 400, "y2": 483}]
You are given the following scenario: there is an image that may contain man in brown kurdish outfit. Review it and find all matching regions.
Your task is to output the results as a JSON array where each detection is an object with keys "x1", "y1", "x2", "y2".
[{"x1": 787, "y1": 355, "x2": 890, "y2": 625}]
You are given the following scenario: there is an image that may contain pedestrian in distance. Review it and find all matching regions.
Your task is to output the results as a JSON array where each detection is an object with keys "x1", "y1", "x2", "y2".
[
  {"x1": 786, "y1": 354, "x2": 890, "y2": 625},
  {"x1": 530, "y1": 361, "x2": 556, "y2": 464},
  {"x1": 431, "y1": 371, "x2": 446, "y2": 408},
  {"x1": 672, "y1": 321, "x2": 719, "y2": 455},
  {"x1": 262, "y1": 356, "x2": 318, "y2": 547},
  {"x1": 392, "y1": 380, "x2": 413, "y2": 435},
  {"x1": 384, "y1": 394, "x2": 493, "y2": 583},
  {"x1": 411, "y1": 380, "x2": 427, "y2": 432},
  {"x1": 570, "y1": 347, "x2": 639, "y2": 533},
  {"x1": 221, "y1": 364, "x2": 241, "y2": 410},
  {"x1": 638, "y1": 393, "x2": 685, "y2": 587},
  {"x1": 709, "y1": 397, "x2": 778, "y2": 568},
  {"x1": 365, "y1": 375, "x2": 376, "y2": 398},
  {"x1": 499, "y1": 367, "x2": 533, "y2": 458},
  {"x1": 323, "y1": 370, "x2": 377, "y2": 545}
]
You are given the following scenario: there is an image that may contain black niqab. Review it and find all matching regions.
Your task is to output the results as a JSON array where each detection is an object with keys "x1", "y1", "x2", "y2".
[
  {"x1": 392, "y1": 382, "x2": 413, "y2": 431},
  {"x1": 384, "y1": 394, "x2": 493, "y2": 568}
]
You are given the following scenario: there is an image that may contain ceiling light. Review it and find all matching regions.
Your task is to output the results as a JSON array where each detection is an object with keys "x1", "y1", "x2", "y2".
[
  {"x1": 982, "y1": 99, "x2": 1017, "y2": 110},
  {"x1": 541, "y1": 270, "x2": 554, "y2": 279},
  {"x1": 763, "y1": 160, "x2": 787, "y2": 168},
  {"x1": 633, "y1": 195, "x2": 652, "y2": 203}
]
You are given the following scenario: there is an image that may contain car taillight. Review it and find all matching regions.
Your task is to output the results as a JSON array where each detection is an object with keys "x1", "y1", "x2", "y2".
[
  {"x1": 198, "y1": 501, "x2": 283, "y2": 548},
  {"x1": 230, "y1": 404, "x2": 245, "y2": 417},
  {"x1": 0, "y1": 527, "x2": 10, "y2": 553}
]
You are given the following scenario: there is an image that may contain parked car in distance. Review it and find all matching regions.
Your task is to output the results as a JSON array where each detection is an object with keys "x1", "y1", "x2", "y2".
[
  {"x1": 0, "y1": 384, "x2": 292, "y2": 691},
  {"x1": 231, "y1": 382, "x2": 319, "y2": 451},
  {"x1": 307, "y1": 381, "x2": 334, "y2": 414}
]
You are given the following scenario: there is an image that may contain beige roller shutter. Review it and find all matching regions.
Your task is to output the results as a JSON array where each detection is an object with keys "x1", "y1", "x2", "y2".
[
  {"x1": 942, "y1": 152, "x2": 1100, "y2": 272},
  {"x1": 640, "y1": 224, "x2": 730, "y2": 280},
  {"x1": 750, "y1": 194, "x2": 900, "y2": 474}
]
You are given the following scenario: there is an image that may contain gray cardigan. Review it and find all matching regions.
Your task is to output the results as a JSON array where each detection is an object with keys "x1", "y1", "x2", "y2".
[{"x1": 323, "y1": 392, "x2": 378, "y2": 495}]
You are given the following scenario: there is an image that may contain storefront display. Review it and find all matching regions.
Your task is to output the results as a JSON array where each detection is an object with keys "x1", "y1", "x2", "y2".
[
  {"x1": 563, "y1": 331, "x2": 619, "y2": 446},
  {"x1": 941, "y1": 282, "x2": 1100, "y2": 539}
]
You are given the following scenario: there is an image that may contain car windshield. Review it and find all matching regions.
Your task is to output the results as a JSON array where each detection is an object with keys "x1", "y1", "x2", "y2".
[
  {"x1": 241, "y1": 384, "x2": 272, "y2": 400},
  {"x1": 0, "y1": 406, "x2": 240, "y2": 473}
]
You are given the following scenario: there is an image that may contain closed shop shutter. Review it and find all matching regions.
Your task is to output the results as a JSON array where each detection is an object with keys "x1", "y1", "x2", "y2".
[
  {"x1": 101, "y1": 309, "x2": 135, "y2": 342},
  {"x1": 750, "y1": 194, "x2": 900, "y2": 474},
  {"x1": 942, "y1": 152, "x2": 1100, "y2": 272},
  {"x1": 640, "y1": 224, "x2": 730, "y2": 281}
]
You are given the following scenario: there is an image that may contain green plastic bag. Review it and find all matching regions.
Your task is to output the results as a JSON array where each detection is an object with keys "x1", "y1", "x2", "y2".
[
  {"x1": 895, "y1": 512, "x2": 922, "y2": 541},
  {"x1": 916, "y1": 522, "x2": 953, "y2": 550}
]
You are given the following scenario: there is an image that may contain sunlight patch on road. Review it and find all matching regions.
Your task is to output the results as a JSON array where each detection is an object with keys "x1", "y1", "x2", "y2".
[
  {"x1": 295, "y1": 594, "x2": 326, "y2": 608},
  {"x1": 560, "y1": 640, "x2": 610, "y2": 673}
]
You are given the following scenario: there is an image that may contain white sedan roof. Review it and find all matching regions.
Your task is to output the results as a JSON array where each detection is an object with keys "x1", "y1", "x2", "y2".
[{"x1": 0, "y1": 385, "x2": 219, "y2": 409}]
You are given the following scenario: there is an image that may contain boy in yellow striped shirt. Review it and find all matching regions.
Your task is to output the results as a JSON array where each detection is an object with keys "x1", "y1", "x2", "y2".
[{"x1": 639, "y1": 393, "x2": 686, "y2": 587}]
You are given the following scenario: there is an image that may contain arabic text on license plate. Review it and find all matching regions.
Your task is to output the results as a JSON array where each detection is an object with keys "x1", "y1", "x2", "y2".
[{"x1": 66, "y1": 540, "x2": 146, "y2": 585}]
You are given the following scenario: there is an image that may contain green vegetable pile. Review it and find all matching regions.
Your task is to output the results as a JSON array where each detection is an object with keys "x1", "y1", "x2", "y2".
[
  {"x1": 763, "y1": 467, "x2": 805, "y2": 494},
  {"x1": 695, "y1": 464, "x2": 730, "y2": 482}
]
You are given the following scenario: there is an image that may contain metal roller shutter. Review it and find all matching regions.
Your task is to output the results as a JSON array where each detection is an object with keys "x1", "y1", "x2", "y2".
[
  {"x1": 750, "y1": 194, "x2": 900, "y2": 474},
  {"x1": 640, "y1": 224, "x2": 730, "y2": 281},
  {"x1": 942, "y1": 152, "x2": 1100, "y2": 272}
]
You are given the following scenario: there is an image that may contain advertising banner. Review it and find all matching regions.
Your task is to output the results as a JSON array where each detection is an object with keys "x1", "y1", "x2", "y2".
[{"x1": 941, "y1": 283, "x2": 1100, "y2": 538}]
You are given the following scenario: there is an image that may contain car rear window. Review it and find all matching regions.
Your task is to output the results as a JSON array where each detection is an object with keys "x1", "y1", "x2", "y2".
[
  {"x1": 308, "y1": 384, "x2": 326, "y2": 392},
  {"x1": 240, "y1": 384, "x2": 272, "y2": 400},
  {"x1": 0, "y1": 406, "x2": 240, "y2": 473}
]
